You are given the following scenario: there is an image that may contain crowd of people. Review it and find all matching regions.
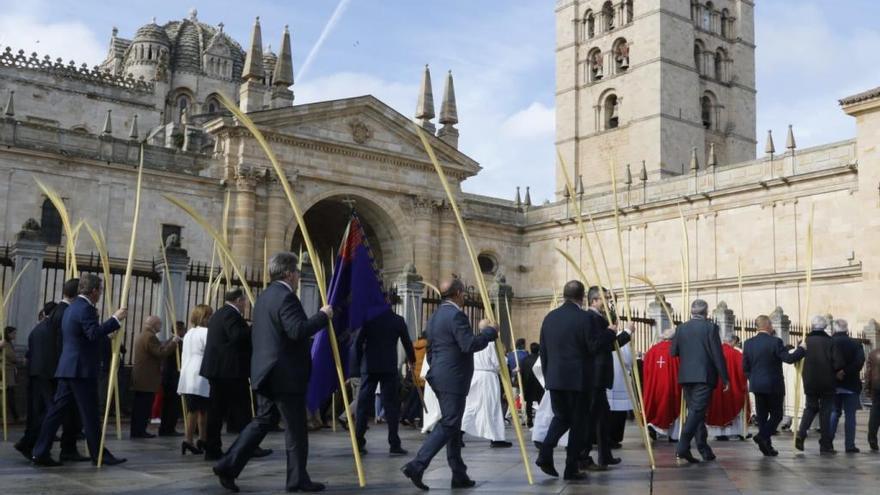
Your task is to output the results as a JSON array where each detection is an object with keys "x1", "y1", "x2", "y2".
[{"x1": 2, "y1": 267, "x2": 878, "y2": 492}]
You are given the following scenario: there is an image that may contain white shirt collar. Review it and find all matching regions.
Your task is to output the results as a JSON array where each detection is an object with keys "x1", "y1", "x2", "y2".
[
  {"x1": 277, "y1": 280, "x2": 294, "y2": 292},
  {"x1": 77, "y1": 295, "x2": 96, "y2": 307},
  {"x1": 442, "y1": 300, "x2": 462, "y2": 312},
  {"x1": 225, "y1": 302, "x2": 242, "y2": 315}
]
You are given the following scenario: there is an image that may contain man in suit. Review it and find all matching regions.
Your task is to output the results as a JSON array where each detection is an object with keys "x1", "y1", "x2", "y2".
[
  {"x1": 402, "y1": 278, "x2": 497, "y2": 491},
  {"x1": 796, "y1": 315, "x2": 837, "y2": 454},
  {"x1": 582, "y1": 286, "x2": 632, "y2": 470},
  {"x1": 829, "y1": 319, "x2": 865, "y2": 453},
  {"x1": 16, "y1": 280, "x2": 88, "y2": 462},
  {"x1": 742, "y1": 315, "x2": 805, "y2": 456},
  {"x1": 31, "y1": 274, "x2": 128, "y2": 466},
  {"x1": 671, "y1": 299, "x2": 728, "y2": 464},
  {"x1": 201, "y1": 288, "x2": 257, "y2": 460},
  {"x1": 130, "y1": 315, "x2": 179, "y2": 438},
  {"x1": 354, "y1": 300, "x2": 415, "y2": 456},
  {"x1": 213, "y1": 252, "x2": 332, "y2": 493}
]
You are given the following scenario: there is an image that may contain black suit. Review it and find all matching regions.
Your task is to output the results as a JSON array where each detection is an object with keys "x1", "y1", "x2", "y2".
[
  {"x1": 743, "y1": 332, "x2": 805, "y2": 443},
  {"x1": 215, "y1": 281, "x2": 328, "y2": 491},
  {"x1": 200, "y1": 303, "x2": 252, "y2": 458},
  {"x1": 158, "y1": 348, "x2": 182, "y2": 435},
  {"x1": 670, "y1": 316, "x2": 728, "y2": 458},
  {"x1": 354, "y1": 309, "x2": 415, "y2": 449},
  {"x1": 520, "y1": 352, "x2": 543, "y2": 426},
  {"x1": 796, "y1": 330, "x2": 836, "y2": 449}
]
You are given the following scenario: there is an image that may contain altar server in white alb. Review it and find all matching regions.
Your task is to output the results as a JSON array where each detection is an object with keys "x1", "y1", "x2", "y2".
[{"x1": 461, "y1": 345, "x2": 512, "y2": 448}]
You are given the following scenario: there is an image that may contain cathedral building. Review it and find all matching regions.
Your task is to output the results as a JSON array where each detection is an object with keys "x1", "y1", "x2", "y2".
[{"x1": 1, "y1": 2, "x2": 879, "y2": 350}]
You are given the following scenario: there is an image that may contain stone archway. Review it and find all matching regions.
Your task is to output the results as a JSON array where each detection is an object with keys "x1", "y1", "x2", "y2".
[{"x1": 290, "y1": 194, "x2": 404, "y2": 282}]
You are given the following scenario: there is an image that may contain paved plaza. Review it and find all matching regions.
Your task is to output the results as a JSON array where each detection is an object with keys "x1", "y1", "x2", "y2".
[{"x1": 1, "y1": 418, "x2": 879, "y2": 494}]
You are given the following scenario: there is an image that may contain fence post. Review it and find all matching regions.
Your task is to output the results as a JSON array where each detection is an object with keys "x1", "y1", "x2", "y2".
[
  {"x1": 713, "y1": 301, "x2": 735, "y2": 341},
  {"x1": 863, "y1": 319, "x2": 879, "y2": 347},
  {"x1": 646, "y1": 295, "x2": 673, "y2": 340},
  {"x1": 489, "y1": 273, "x2": 514, "y2": 351},
  {"x1": 395, "y1": 263, "x2": 424, "y2": 341},
  {"x1": 156, "y1": 243, "x2": 190, "y2": 339},
  {"x1": 8, "y1": 220, "x2": 47, "y2": 348},
  {"x1": 299, "y1": 253, "x2": 320, "y2": 317},
  {"x1": 770, "y1": 306, "x2": 791, "y2": 343}
]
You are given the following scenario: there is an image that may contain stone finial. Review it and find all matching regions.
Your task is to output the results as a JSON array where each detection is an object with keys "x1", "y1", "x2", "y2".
[
  {"x1": 494, "y1": 271, "x2": 507, "y2": 284},
  {"x1": 3, "y1": 90, "x2": 13, "y2": 117},
  {"x1": 128, "y1": 114, "x2": 139, "y2": 139},
  {"x1": 16, "y1": 218, "x2": 42, "y2": 241},
  {"x1": 624, "y1": 164, "x2": 632, "y2": 185},
  {"x1": 242, "y1": 17, "x2": 265, "y2": 82},
  {"x1": 102, "y1": 109, "x2": 112, "y2": 135},
  {"x1": 639, "y1": 160, "x2": 647, "y2": 181},
  {"x1": 415, "y1": 65, "x2": 436, "y2": 133},
  {"x1": 514, "y1": 186, "x2": 522, "y2": 207},
  {"x1": 576, "y1": 174, "x2": 585, "y2": 195},
  {"x1": 439, "y1": 70, "x2": 458, "y2": 126},
  {"x1": 708, "y1": 142, "x2": 717, "y2": 168},
  {"x1": 273, "y1": 25, "x2": 294, "y2": 87},
  {"x1": 764, "y1": 129, "x2": 775, "y2": 155},
  {"x1": 188, "y1": 8, "x2": 198, "y2": 21},
  {"x1": 218, "y1": 22, "x2": 224, "y2": 32},
  {"x1": 524, "y1": 186, "x2": 532, "y2": 207},
  {"x1": 786, "y1": 124, "x2": 796, "y2": 150},
  {"x1": 689, "y1": 147, "x2": 700, "y2": 171}
]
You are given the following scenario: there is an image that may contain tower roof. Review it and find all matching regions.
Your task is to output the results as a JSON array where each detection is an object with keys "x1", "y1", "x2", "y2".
[
  {"x1": 242, "y1": 17, "x2": 265, "y2": 81},
  {"x1": 273, "y1": 26, "x2": 294, "y2": 87}
]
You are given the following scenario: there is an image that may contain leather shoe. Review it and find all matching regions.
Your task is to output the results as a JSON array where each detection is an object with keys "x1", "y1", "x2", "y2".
[
  {"x1": 389, "y1": 446, "x2": 408, "y2": 456},
  {"x1": 401, "y1": 464, "x2": 430, "y2": 491},
  {"x1": 451, "y1": 477, "x2": 476, "y2": 488},
  {"x1": 490, "y1": 440, "x2": 512, "y2": 448},
  {"x1": 820, "y1": 447, "x2": 837, "y2": 455},
  {"x1": 289, "y1": 481, "x2": 326, "y2": 492},
  {"x1": 13, "y1": 442, "x2": 32, "y2": 461},
  {"x1": 794, "y1": 435, "x2": 805, "y2": 452},
  {"x1": 699, "y1": 450, "x2": 716, "y2": 462},
  {"x1": 585, "y1": 462, "x2": 608, "y2": 472},
  {"x1": 131, "y1": 432, "x2": 156, "y2": 439},
  {"x1": 869, "y1": 441, "x2": 879, "y2": 452},
  {"x1": 60, "y1": 450, "x2": 91, "y2": 462},
  {"x1": 846, "y1": 447, "x2": 860, "y2": 454},
  {"x1": 252, "y1": 447, "x2": 273, "y2": 458},
  {"x1": 158, "y1": 430, "x2": 184, "y2": 437},
  {"x1": 676, "y1": 452, "x2": 700, "y2": 464},
  {"x1": 213, "y1": 466, "x2": 239, "y2": 493},
  {"x1": 601, "y1": 456, "x2": 622, "y2": 465},
  {"x1": 95, "y1": 450, "x2": 127, "y2": 466},
  {"x1": 535, "y1": 458, "x2": 559, "y2": 477},
  {"x1": 32, "y1": 455, "x2": 62, "y2": 467},
  {"x1": 754, "y1": 436, "x2": 772, "y2": 456},
  {"x1": 563, "y1": 471, "x2": 587, "y2": 481}
]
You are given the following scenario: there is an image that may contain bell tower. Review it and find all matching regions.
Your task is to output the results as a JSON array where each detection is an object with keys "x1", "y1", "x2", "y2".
[{"x1": 555, "y1": 0, "x2": 756, "y2": 196}]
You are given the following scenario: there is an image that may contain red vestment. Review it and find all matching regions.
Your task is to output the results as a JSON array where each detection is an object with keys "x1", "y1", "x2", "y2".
[
  {"x1": 706, "y1": 344, "x2": 747, "y2": 427},
  {"x1": 642, "y1": 340, "x2": 681, "y2": 429}
]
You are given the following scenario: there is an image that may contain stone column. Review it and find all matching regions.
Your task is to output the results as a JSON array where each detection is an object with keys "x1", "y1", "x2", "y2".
[
  {"x1": 265, "y1": 180, "x2": 289, "y2": 257},
  {"x1": 410, "y1": 197, "x2": 434, "y2": 285},
  {"x1": 395, "y1": 263, "x2": 425, "y2": 341},
  {"x1": 298, "y1": 254, "x2": 320, "y2": 317},
  {"x1": 438, "y1": 203, "x2": 458, "y2": 281},
  {"x1": 713, "y1": 301, "x2": 735, "y2": 341},
  {"x1": 8, "y1": 223, "x2": 47, "y2": 348},
  {"x1": 646, "y1": 295, "x2": 673, "y2": 341},
  {"x1": 489, "y1": 273, "x2": 514, "y2": 350},
  {"x1": 231, "y1": 172, "x2": 257, "y2": 269},
  {"x1": 156, "y1": 244, "x2": 190, "y2": 339},
  {"x1": 770, "y1": 306, "x2": 792, "y2": 344}
]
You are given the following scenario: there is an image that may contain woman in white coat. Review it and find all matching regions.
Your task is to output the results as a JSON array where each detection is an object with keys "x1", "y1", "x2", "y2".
[
  {"x1": 177, "y1": 304, "x2": 213, "y2": 455},
  {"x1": 606, "y1": 342, "x2": 633, "y2": 447}
]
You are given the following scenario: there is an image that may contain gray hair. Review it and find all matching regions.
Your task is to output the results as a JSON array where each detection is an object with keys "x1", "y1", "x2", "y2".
[
  {"x1": 78, "y1": 273, "x2": 103, "y2": 295},
  {"x1": 691, "y1": 299, "x2": 709, "y2": 316},
  {"x1": 832, "y1": 318, "x2": 849, "y2": 334},
  {"x1": 810, "y1": 315, "x2": 828, "y2": 332},
  {"x1": 269, "y1": 251, "x2": 300, "y2": 281}
]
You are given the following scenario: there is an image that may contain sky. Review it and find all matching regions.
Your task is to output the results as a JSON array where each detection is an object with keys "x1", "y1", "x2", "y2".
[{"x1": 1, "y1": 0, "x2": 878, "y2": 205}]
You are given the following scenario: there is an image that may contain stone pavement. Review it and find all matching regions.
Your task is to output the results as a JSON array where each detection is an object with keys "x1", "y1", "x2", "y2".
[{"x1": 1, "y1": 420, "x2": 879, "y2": 495}]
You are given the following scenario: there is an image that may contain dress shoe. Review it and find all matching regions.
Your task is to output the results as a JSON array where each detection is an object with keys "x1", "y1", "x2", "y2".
[
  {"x1": 32, "y1": 455, "x2": 63, "y2": 467},
  {"x1": 699, "y1": 450, "x2": 716, "y2": 462},
  {"x1": 846, "y1": 447, "x2": 861, "y2": 454},
  {"x1": 490, "y1": 440, "x2": 512, "y2": 448},
  {"x1": 131, "y1": 432, "x2": 156, "y2": 439},
  {"x1": 610, "y1": 442, "x2": 623, "y2": 449},
  {"x1": 794, "y1": 435, "x2": 805, "y2": 452},
  {"x1": 715, "y1": 435, "x2": 729, "y2": 441},
  {"x1": 213, "y1": 466, "x2": 239, "y2": 493},
  {"x1": 676, "y1": 452, "x2": 700, "y2": 464},
  {"x1": 601, "y1": 456, "x2": 622, "y2": 465},
  {"x1": 158, "y1": 430, "x2": 184, "y2": 437},
  {"x1": 289, "y1": 481, "x2": 326, "y2": 492},
  {"x1": 389, "y1": 446, "x2": 408, "y2": 456},
  {"x1": 753, "y1": 436, "x2": 772, "y2": 456},
  {"x1": 252, "y1": 447, "x2": 273, "y2": 458},
  {"x1": 585, "y1": 462, "x2": 608, "y2": 472},
  {"x1": 819, "y1": 447, "x2": 837, "y2": 455},
  {"x1": 401, "y1": 463, "x2": 430, "y2": 491},
  {"x1": 767, "y1": 447, "x2": 779, "y2": 457},
  {"x1": 869, "y1": 440, "x2": 879, "y2": 452},
  {"x1": 450, "y1": 477, "x2": 476, "y2": 488},
  {"x1": 95, "y1": 449, "x2": 127, "y2": 466},
  {"x1": 535, "y1": 458, "x2": 559, "y2": 477},
  {"x1": 13, "y1": 442, "x2": 32, "y2": 461},
  {"x1": 60, "y1": 450, "x2": 91, "y2": 462},
  {"x1": 563, "y1": 471, "x2": 587, "y2": 481}
]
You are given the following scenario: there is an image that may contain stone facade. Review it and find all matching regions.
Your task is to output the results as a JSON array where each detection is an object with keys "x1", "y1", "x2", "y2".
[{"x1": 0, "y1": 6, "x2": 879, "y2": 352}]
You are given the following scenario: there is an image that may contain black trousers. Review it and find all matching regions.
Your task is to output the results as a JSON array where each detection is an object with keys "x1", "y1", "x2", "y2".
[
  {"x1": 159, "y1": 380, "x2": 182, "y2": 434},
  {"x1": 216, "y1": 392, "x2": 310, "y2": 490},
  {"x1": 797, "y1": 392, "x2": 834, "y2": 449},
  {"x1": 677, "y1": 383, "x2": 713, "y2": 456},
  {"x1": 4, "y1": 386, "x2": 18, "y2": 421},
  {"x1": 130, "y1": 391, "x2": 154, "y2": 437},
  {"x1": 538, "y1": 389, "x2": 588, "y2": 474},
  {"x1": 19, "y1": 376, "x2": 81, "y2": 454},
  {"x1": 401, "y1": 386, "x2": 423, "y2": 423},
  {"x1": 753, "y1": 392, "x2": 784, "y2": 443},
  {"x1": 356, "y1": 372, "x2": 401, "y2": 448},
  {"x1": 407, "y1": 391, "x2": 468, "y2": 480},
  {"x1": 226, "y1": 379, "x2": 253, "y2": 434},
  {"x1": 868, "y1": 389, "x2": 880, "y2": 446},
  {"x1": 608, "y1": 410, "x2": 628, "y2": 444},
  {"x1": 583, "y1": 389, "x2": 613, "y2": 464},
  {"x1": 206, "y1": 377, "x2": 248, "y2": 456},
  {"x1": 33, "y1": 378, "x2": 101, "y2": 460}
]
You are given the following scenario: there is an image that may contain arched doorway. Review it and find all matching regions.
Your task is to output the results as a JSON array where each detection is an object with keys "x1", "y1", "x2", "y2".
[{"x1": 290, "y1": 195, "x2": 402, "y2": 283}]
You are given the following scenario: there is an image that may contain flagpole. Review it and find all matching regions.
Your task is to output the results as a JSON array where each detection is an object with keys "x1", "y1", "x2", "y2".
[{"x1": 159, "y1": 237, "x2": 188, "y2": 435}]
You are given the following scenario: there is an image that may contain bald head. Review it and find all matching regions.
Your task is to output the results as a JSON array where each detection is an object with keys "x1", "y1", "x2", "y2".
[
  {"x1": 144, "y1": 315, "x2": 161, "y2": 333},
  {"x1": 440, "y1": 278, "x2": 465, "y2": 305}
]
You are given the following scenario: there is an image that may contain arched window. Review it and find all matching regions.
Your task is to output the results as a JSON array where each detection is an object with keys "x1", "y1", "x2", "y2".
[
  {"x1": 175, "y1": 94, "x2": 190, "y2": 124},
  {"x1": 703, "y1": 2, "x2": 713, "y2": 31},
  {"x1": 694, "y1": 41, "x2": 704, "y2": 75},
  {"x1": 721, "y1": 9, "x2": 730, "y2": 37},
  {"x1": 613, "y1": 38, "x2": 630, "y2": 73},
  {"x1": 604, "y1": 94, "x2": 619, "y2": 129},
  {"x1": 626, "y1": 0, "x2": 634, "y2": 24},
  {"x1": 603, "y1": 1, "x2": 615, "y2": 31},
  {"x1": 585, "y1": 10, "x2": 595, "y2": 39},
  {"x1": 40, "y1": 199, "x2": 62, "y2": 245},
  {"x1": 205, "y1": 96, "x2": 220, "y2": 114},
  {"x1": 714, "y1": 48, "x2": 726, "y2": 81},
  {"x1": 701, "y1": 92, "x2": 715, "y2": 129},
  {"x1": 588, "y1": 48, "x2": 604, "y2": 81},
  {"x1": 691, "y1": 0, "x2": 699, "y2": 21}
]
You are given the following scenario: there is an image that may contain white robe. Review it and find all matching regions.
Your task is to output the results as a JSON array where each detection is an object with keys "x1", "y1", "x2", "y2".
[
  {"x1": 530, "y1": 360, "x2": 570, "y2": 446},
  {"x1": 461, "y1": 346, "x2": 506, "y2": 441},
  {"x1": 607, "y1": 344, "x2": 633, "y2": 411},
  {"x1": 420, "y1": 360, "x2": 441, "y2": 433}
]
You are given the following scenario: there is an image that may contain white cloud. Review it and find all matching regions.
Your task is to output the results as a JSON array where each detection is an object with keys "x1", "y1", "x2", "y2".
[
  {"x1": 0, "y1": 12, "x2": 105, "y2": 66},
  {"x1": 295, "y1": 71, "x2": 417, "y2": 117},
  {"x1": 500, "y1": 102, "x2": 555, "y2": 140}
]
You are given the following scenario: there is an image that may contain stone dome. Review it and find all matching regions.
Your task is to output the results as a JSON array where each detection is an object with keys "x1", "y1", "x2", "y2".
[
  {"x1": 132, "y1": 20, "x2": 171, "y2": 46},
  {"x1": 164, "y1": 18, "x2": 245, "y2": 77}
]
